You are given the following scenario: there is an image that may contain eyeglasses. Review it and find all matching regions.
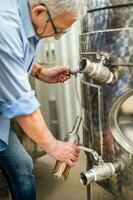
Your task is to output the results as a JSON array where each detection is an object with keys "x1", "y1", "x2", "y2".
[{"x1": 46, "y1": 9, "x2": 70, "y2": 37}]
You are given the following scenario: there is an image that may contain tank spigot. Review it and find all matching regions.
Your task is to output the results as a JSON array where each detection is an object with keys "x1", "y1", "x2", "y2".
[
  {"x1": 79, "y1": 58, "x2": 114, "y2": 83},
  {"x1": 80, "y1": 162, "x2": 119, "y2": 186}
]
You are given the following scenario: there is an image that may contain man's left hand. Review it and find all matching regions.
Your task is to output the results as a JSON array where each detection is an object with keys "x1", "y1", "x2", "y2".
[{"x1": 40, "y1": 66, "x2": 71, "y2": 84}]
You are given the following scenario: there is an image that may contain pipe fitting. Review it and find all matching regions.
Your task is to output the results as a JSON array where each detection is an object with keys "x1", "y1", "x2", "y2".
[
  {"x1": 80, "y1": 162, "x2": 119, "y2": 186},
  {"x1": 79, "y1": 58, "x2": 114, "y2": 83}
]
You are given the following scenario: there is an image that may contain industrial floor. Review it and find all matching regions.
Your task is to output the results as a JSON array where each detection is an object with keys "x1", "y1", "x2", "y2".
[
  {"x1": 3, "y1": 151, "x2": 117, "y2": 200},
  {"x1": 34, "y1": 151, "x2": 87, "y2": 200}
]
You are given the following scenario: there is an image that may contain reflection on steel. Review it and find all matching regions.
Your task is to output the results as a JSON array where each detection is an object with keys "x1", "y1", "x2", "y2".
[{"x1": 80, "y1": 0, "x2": 133, "y2": 200}]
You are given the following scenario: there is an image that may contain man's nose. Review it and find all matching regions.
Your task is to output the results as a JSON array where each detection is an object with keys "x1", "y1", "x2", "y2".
[{"x1": 54, "y1": 34, "x2": 62, "y2": 40}]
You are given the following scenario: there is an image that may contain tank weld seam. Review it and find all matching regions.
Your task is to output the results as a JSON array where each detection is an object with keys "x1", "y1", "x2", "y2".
[
  {"x1": 80, "y1": 27, "x2": 133, "y2": 36},
  {"x1": 87, "y1": 3, "x2": 133, "y2": 13}
]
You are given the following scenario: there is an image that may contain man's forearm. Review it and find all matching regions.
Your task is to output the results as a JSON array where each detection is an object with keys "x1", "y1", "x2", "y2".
[{"x1": 16, "y1": 109, "x2": 56, "y2": 153}]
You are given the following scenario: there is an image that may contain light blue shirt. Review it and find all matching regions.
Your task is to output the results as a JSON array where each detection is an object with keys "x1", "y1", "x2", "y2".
[{"x1": 0, "y1": 0, "x2": 40, "y2": 151}]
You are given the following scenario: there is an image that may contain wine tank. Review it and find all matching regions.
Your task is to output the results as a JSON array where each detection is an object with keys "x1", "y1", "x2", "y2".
[{"x1": 80, "y1": 1, "x2": 133, "y2": 200}]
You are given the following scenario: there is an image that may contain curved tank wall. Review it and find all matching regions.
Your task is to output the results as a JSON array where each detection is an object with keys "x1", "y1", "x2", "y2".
[{"x1": 80, "y1": 1, "x2": 133, "y2": 199}]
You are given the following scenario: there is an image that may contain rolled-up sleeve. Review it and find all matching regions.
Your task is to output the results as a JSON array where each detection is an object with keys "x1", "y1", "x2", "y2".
[
  {"x1": 0, "y1": 15, "x2": 40, "y2": 119},
  {"x1": 1, "y1": 91, "x2": 40, "y2": 119}
]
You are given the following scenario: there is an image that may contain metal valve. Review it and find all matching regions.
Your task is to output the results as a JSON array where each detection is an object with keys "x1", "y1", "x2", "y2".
[
  {"x1": 80, "y1": 162, "x2": 119, "y2": 186},
  {"x1": 69, "y1": 57, "x2": 114, "y2": 84},
  {"x1": 79, "y1": 146, "x2": 120, "y2": 186},
  {"x1": 79, "y1": 57, "x2": 114, "y2": 83}
]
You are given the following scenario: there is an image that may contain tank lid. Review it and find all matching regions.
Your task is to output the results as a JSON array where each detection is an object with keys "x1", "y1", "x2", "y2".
[{"x1": 109, "y1": 89, "x2": 133, "y2": 155}]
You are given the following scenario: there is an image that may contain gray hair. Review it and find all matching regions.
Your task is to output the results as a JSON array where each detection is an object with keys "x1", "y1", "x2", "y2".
[{"x1": 29, "y1": 0, "x2": 87, "y2": 19}]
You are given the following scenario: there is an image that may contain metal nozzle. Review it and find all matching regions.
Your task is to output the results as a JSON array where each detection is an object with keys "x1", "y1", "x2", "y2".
[
  {"x1": 69, "y1": 69, "x2": 80, "y2": 75},
  {"x1": 68, "y1": 57, "x2": 114, "y2": 83}
]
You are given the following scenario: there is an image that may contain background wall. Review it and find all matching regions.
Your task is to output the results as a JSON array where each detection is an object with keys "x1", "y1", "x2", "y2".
[{"x1": 32, "y1": 21, "x2": 82, "y2": 140}]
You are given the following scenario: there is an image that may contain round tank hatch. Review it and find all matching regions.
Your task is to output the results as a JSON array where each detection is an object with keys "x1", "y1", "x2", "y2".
[{"x1": 109, "y1": 89, "x2": 133, "y2": 154}]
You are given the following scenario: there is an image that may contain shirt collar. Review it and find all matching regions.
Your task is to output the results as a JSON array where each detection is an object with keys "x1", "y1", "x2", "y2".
[{"x1": 18, "y1": 0, "x2": 38, "y2": 39}]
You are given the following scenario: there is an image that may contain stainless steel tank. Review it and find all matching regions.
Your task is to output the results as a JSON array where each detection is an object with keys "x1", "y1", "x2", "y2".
[{"x1": 80, "y1": 1, "x2": 133, "y2": 200}]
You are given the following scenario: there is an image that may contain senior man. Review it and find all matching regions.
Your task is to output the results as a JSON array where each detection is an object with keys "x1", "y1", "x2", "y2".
[{"x1": 0, "y1": 0, "x2": 85, "y2": 199}]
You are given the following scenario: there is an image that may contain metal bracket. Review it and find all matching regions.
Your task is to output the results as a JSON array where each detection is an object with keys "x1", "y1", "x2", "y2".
[{"x1": 96, "y1": 52, "x2": 111, "y2": 66}]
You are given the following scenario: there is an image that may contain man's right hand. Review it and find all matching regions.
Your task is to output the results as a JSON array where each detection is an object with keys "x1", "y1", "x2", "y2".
[
  {"x1": 48, "y1": 140, "x2": 80, "y2": 167},
  {"x1": 16, "y1": 109, "x2": 80, "y2": 167}
]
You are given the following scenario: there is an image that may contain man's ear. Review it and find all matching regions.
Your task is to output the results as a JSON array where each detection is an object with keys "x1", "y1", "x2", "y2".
[{"x1": 30, "y1": 5, "x2": 47, "y2": 23}]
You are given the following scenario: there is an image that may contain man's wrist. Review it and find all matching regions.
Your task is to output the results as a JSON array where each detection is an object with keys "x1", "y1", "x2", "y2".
[
  {"x1": 42, "y1": 136, "x2": 57, "y2": 154},
  {"x1": 34, "y1": 65, "x2": 44, "y2": 79},
  {"x1": 31, "y1": 63, "x2": 44, "y2": 80}
]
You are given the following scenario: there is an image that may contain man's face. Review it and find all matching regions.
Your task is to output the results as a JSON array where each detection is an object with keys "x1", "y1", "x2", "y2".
[{"x1": 30, "y1": 5, "x2": 77, "y2": 39}]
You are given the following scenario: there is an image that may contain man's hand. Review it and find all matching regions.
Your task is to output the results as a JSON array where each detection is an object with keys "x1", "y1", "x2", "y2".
[
  {"x1": 39, "y1": 66, "x2": 71, "y2": 83},
  {"x1": 16, "y1": 109, "x2": 79, "y2": 168},
  {"x1": 48, "y1": 140, "x2": 80, "y2": 167}
]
